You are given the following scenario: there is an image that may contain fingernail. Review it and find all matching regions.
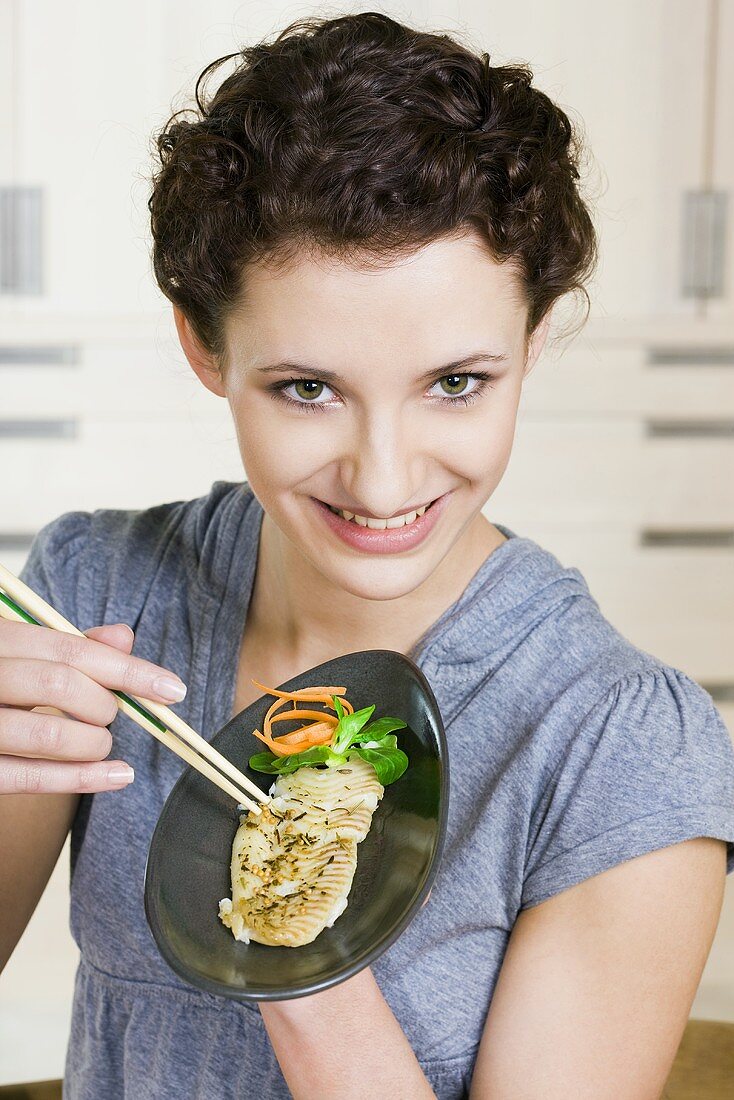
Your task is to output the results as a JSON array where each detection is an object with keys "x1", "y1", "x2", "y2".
[
  {"x1": 108, "y1": 764, "x2": 134, "y2": 786},
  {"x1": 153, "y1": 676, "x2": 187, "y2": 702}
]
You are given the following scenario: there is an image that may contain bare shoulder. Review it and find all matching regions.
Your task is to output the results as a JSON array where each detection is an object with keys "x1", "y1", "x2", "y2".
[{"x1": 469, "y1": 838, "x2": 727, "y2": 1100}]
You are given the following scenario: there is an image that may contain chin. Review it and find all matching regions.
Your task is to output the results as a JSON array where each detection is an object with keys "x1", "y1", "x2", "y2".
[{"x1": 307, "y1": 553, "x2": 438, "y2": 603}]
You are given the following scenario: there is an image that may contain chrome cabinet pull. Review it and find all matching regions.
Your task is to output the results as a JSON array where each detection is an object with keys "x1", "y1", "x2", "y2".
[
  {"x1": 0, "y1": 419, "x2": 77, "y2": 439},
  {"x1": 0, "y1": 533, "x2": 36, "y2": 552},
  {"x1": 647, "y1": 347, "x2": 734, "y2": 366},
  {"x1": 0, "y1": 345, "x2": 79, "y2": 365},
  {"x1": 0, "y1": 186, "x2": 44, "y2": 295},
  {"x1": 639, "y1": 529, "x2": 734, "y2": 549},
  {"x1": 645, "y1": 419, "x2": 734, "y2": 438},
  {"x1": 681, "y1": 190, "x2": 728, "y2": 299},
  {"x1": 699, "y1": 683, "x2": 734, "y2": 705}
]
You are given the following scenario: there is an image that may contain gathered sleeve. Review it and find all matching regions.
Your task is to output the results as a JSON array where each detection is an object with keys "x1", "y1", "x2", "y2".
[
  {"x1": 521, "y1": 665, "x2": 734, "y2": 910},
  {"x1": 17, "y1": 510, "x2": 95, "y2": 629}
]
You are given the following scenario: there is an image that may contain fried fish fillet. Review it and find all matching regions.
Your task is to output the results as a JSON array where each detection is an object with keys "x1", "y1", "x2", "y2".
[{"x1": 218, "y1": 757, "x2": 384, "y2": 947}]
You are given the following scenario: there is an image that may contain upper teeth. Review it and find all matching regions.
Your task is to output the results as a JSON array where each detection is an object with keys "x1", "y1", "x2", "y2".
[{"x1": 329, "y1": 503, "x2": 429, "y2": 529}]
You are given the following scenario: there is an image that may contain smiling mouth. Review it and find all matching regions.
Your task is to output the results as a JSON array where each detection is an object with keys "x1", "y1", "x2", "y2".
[{"x1": 317, "y1": 495, "x2": 441, "y2": 529}]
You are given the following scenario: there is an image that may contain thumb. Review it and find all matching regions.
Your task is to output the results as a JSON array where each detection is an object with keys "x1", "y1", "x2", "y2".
[{"x1": 84, "y1": 622, "x2": 135, "y2": 654}]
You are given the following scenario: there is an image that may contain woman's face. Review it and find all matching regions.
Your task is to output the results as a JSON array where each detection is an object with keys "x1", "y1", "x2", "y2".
[{"x1": 176, "y1": 230, "x2": 550, "y2": 602}]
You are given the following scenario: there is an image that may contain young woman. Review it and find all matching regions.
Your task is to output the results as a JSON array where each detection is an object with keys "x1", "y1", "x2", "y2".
[{"x1": 2, "y1": 12, "x2": 733, "y2": 1099}]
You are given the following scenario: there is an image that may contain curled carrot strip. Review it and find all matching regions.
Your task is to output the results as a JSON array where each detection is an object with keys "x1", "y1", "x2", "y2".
[
  {"x1": 251, "y1": 678, "x2": 347, "y2": 700},
  {"x1": 273, "y1": 721, "x2": 335, "y2": 745},
  {"x1": 270, "y1": 709, "x2": 338, "y2": 726},
  {"x1": 264, "y1": 697, "x2": 338, "y2": 742},
  {"x1": 252, "y1": 728, "x2": 313, "y2": 756},
  {"x1": 249, "y1": 679, "x2": 356, "y2": 756}
]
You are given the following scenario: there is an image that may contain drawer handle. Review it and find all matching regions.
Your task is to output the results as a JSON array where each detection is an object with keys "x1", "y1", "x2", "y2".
[
  {"x1": 647, "y1": 347, "x2": 734, "y2": 366},
  {"x1": 0, "y1": 345, "x2": 79, "y2": 365},
  {"x1": 681, "y1": 190, "x2": 727, "y2": 299},
  {"x1": 645, "y1": 419, "x2": 734, "y2": 438},
  {"x1": 0, "y1": 533, "x2": 36, "y2": 552},
  {"x1": 0, "y1": 186, "x2": 43, "y2": 295},
  {"x1": 0, "y1": 419, "x2": 77, "y2": 439},
  {"x1": 640, "y1": 528, "x2": 734, "y2": 549},
  {"x1": 699, "y1": 683, "x2": 734, "y2": 705}
]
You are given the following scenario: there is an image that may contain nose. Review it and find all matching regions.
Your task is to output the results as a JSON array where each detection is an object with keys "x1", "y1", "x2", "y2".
[{"x1": 338, "y1": 405, "x2": 426, "y2": 520}]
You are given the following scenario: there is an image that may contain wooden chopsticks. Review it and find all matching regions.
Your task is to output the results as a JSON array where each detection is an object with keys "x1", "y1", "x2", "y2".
[{"x1": 0, "y1": 561, "x2": 269, "y2": 815}]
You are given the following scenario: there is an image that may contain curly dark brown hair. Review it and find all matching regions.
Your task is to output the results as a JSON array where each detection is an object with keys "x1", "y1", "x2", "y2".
[{"x1": 148, "y1": 11, "x2": 599, "y2": 365}]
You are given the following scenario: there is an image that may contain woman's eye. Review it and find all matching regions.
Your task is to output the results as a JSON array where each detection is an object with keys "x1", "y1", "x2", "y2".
[
  {"x1": 432, "y1": 374, "x2": 473, "y2": 398},
  {"x1": 427, "y1": 373, "x2": 491, "y2": 405},
  {"x1": 292, "y1": 379, "x2": 330, "y2": 402},
  {"x1": 282, "y1": 379, "x2": 335, "y2": 407}
]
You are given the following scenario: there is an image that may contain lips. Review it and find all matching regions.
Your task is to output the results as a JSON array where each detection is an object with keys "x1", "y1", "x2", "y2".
[{"x1": 312, "y1": 491, "x2": 451, "y2": 554}]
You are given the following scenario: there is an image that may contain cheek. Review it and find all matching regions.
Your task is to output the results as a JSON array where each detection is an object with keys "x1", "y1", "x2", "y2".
[
  {"x1": 230, "y1": 395, "x2": 335, "y2": 487},
  {"x1": 429, "y1": 405, "x2": 519, "y2": 482}
]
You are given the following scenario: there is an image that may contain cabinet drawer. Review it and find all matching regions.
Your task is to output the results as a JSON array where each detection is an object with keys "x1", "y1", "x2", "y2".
[
  {"x1": 641, "y1": 437, "x2": 734, "y2": 526},
  {"x1": 0, "y1": 334, "x2": 220, "y2": 418},
  {"x1": 497, "y1": 418, "x2": 734, "y2": 527},
  {"x1": 2, "y1": 416, "x2": 243, "y2": 528},
  {"x1": 525, "y1": 344, "x2": 734, "y2": 418},
  {"x1": 495, "y1": 419, "x2": 640, "y2": 524}
]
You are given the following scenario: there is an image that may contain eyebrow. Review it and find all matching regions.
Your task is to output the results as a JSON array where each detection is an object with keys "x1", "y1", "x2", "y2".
[{"x1": 254, "y1": 351, "x2": 510, "y2": 385}]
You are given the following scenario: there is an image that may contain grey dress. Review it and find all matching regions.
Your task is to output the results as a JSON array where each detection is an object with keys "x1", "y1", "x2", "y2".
[{"x1": 19, "y1": 480, "x2": 734, "y2": 1099}]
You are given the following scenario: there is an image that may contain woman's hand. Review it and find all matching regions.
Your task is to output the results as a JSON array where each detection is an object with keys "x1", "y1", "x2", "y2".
[{"x1": 0, "y1": 619, "x2": 187, "y2": 794}]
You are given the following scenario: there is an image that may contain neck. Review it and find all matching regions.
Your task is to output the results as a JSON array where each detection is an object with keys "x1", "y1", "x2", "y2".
[{"x1": 244, "y1": 507, "x2": 506, "y2": 667}]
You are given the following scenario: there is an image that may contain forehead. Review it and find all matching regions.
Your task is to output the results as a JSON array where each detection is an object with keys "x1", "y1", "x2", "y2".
[{"x1": 225, "y1": 231, "x2": 527, "y2": 363}]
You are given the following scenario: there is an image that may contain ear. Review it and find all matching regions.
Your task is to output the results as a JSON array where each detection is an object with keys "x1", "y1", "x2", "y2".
[
  {"x1": 172, "y1": 305, "x2": 227, "y2": 398},
  {"x1": 522, "y1": 310, "x2": 553, "y2": 380}
]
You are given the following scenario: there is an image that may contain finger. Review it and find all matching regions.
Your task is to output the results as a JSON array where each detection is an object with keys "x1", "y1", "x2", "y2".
[
  {"x1": 0, "y1": 707, "x2": 112, "y2": 760},
  {"x1": 0, "y1": 620, "x2": 187, "y2": 703},
  {"x1": 0, "y1": 657, "x2": 122, "y2": 727},
  {"x1": 0, "y1": 755, "x2": 134, "y2": 794},
  {"x1": 85, "y1": 623, "x2": 135, "y2": 653}
]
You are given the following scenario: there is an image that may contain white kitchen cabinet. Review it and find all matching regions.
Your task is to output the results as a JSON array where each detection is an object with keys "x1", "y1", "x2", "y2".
[
  {"x1": 2, "y1": 1, "x2": 732, "y2": 319},
  {"x1": 461, "y1": 0, "x2": 734, "y2": 320}
]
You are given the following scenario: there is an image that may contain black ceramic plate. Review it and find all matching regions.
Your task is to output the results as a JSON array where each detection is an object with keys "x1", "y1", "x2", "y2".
[{"x1": 144, "y1": 649, "x2": 449, "y2": 1002}]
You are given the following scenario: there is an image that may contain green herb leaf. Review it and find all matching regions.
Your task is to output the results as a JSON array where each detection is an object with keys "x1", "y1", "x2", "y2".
[
  {"x1": 356, "y1": 716, "x2": 407, "y2": 740},
  {"x1": 248, "y1": 744, "x2": 349, "y2": 777},
  {"x1": 247, "y1": 750, "x2": 283, "y2": 774},
  {"x1": 279, "y1": 745, "x2": 349, "y2": 773},
  {"x1": 331, "y1": 703, "x2": 376, "y2": 755},
  {"x1": 347, "y1": 734, "x2": 409, "y2": 786},
  {"x1": 332, "y1": 695, "x2": 345, "y2": 720}
]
